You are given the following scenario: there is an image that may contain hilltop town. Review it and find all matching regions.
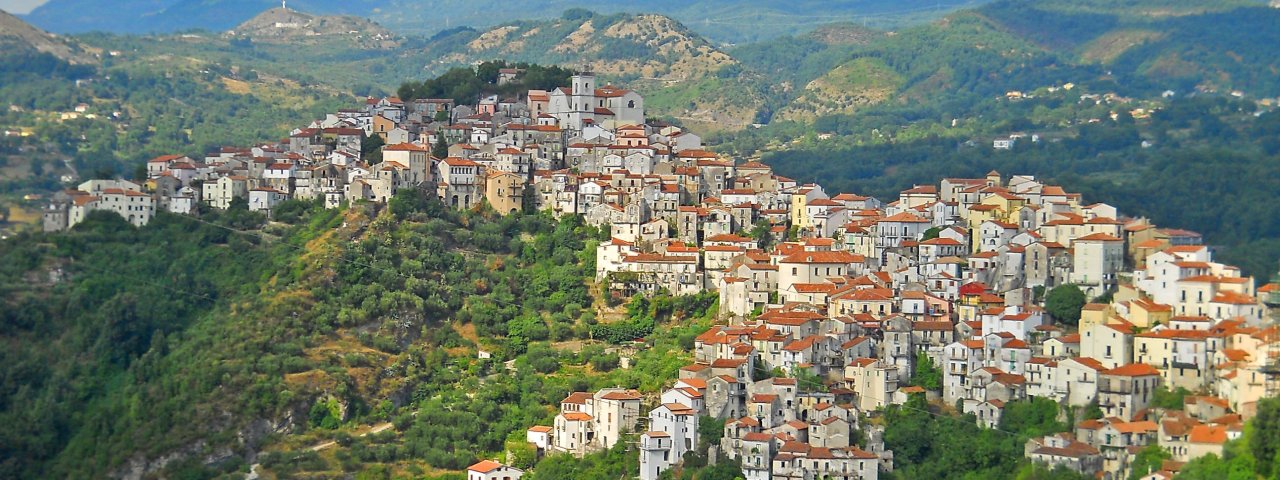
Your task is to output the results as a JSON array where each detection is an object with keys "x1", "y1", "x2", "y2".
[{"x1": 36, "y1": 69, "x2": 1280, "y2": 480}]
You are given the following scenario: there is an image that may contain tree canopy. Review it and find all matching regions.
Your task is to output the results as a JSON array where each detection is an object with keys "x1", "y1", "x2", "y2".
[{"x1": 1044, "y1": 285, "x2": 1087, "y2": 326}]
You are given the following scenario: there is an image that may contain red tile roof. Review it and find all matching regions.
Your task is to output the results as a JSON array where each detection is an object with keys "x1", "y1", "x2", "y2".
[{"x1": 468, "y1": 460, "x2": 505, "y2": 473}]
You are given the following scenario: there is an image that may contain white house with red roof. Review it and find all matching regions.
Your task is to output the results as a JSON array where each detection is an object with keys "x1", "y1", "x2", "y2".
[
  {"x1": 873, "y1": 212, "x2": 931, "y2": 255},
  {"x1": 979, "y1": 306, "x2": 1045, "y2": 341},
  {"x1": 547, "y1": 388, "x2": 642, "y2": 456},
  {"x1": 95, "y1": 187, "x2": 156, "y2": 227},
  {"x1": 1071, "y1": 232, "x2": 1125, "y2": 297},
  {"x1": 640, "y1": 402, "x2": 699, "y2": 480},
  {"x1": 467, "y1": 460, "x2": 523, "y2": 480},
  {"x1": 1024, "y1": 433, "x2": 1103, "y2": 476},
  {"x1": 146, "y1": 154, "x2": 192, "y2": 178},
  {"x1": 777, "y1": 250, "x2": 863, "y2": 293},
  {"x1": 1097, "y1": 363, "x2": 1161, "y2": 420},
  {"x1": 381, "y1": 142, "x2": 432, "y2": 184}
]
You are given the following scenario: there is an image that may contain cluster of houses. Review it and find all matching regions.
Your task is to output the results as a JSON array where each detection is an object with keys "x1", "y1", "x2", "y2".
[
  {"x1": 580, "y1": 164, "x2": 1278, "y2": 478},
  {"x1": 42, "y1": 70, "x2": 660, "y2": 230},
  {"x1": 35, "y1": 67, "x2": 1280, "y2": 480},
  {"x1": 521, "y1": 368, "x2": 889, "y2": 480},
  {"x1": 567, "y1": 145, "x2": 1277, "y2": 478}
]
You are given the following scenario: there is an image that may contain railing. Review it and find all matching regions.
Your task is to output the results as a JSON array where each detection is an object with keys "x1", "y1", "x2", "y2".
[
  {"x1": 640, "y1": 437, "x2": 672, "y2": 450},
  {"x1": 1098, "y1": 383, "x2": 1132, "y2": 394}
]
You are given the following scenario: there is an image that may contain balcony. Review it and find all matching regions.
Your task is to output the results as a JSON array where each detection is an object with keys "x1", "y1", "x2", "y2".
[
  {"x1": 1098, "y1": 384, "x2": 1132, "y2": 395},
  {"x1": 640, "y1": 436, "x2": 672, "y2": 451}
]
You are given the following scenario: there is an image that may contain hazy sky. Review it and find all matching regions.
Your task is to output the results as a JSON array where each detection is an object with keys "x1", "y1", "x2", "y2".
[{"x1": 0, "y1": 0, "x2": 48, "y2": 14}]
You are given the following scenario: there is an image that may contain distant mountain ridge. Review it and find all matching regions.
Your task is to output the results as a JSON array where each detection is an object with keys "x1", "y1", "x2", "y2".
[
  {"x1": 23, "y1": 0, "x2": 990, "y2": 43},
  {"x1": 0, "y1": 8, "x2": 94, "y2": 64}
]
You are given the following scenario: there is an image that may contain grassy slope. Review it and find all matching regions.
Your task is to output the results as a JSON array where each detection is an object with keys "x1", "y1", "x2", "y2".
[{"x1": 774, "y1": 57, "x2": 904, "y2": 121}]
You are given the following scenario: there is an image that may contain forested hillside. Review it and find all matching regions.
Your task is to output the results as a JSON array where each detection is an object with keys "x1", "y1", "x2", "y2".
[
  {"x1": 0, "y1": 28, "x2": 348, "y2": 196},
  {"x1": 979, "y1": 1, "x2": 1280, "y2": 97},
  {"x1": 0, "y1": 191, "x2": 720, "y2": 478}
]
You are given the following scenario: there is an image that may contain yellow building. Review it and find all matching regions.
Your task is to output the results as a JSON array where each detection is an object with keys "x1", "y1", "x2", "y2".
[
  {"x1": 790, "y1": 185, "x2": 826, "y2": 230},
  {"x1": 979, "y1": 192, "x2": 1026, "y2": 223},
  {"x1": 484, "y1": 171, "x2": 526, "y2": 214},
  {"x1": 966, "y1": 204, "x2": 1000, "y2": 250},
  {"x1": 1126, "y1": 298, "x2": 1173, "y2": 328},
  {"x1": 1079, "y1": 303, "x2": 1113, "y2": 333}
]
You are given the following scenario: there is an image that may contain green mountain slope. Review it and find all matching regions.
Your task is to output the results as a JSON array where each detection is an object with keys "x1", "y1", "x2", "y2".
[
  {"x1": 732, "y1": 0, "x2": 1280, "y2": 122},
  {"x1": 0, "y1": 194, "x2": 673, "y2": 478},
  {"x1": 979, "y1": 1, "x2": 1280, "y2": 95},
  {"x1": 0, "y1": 12, "x2": 350, "y2": 193}
]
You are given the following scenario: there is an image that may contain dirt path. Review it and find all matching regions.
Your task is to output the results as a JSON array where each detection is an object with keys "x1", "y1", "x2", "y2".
[{"x1": 307, "y1": 421, "x2": 394, "y2": 452}]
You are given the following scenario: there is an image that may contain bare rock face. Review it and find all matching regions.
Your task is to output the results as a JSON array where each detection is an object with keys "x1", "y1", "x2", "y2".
[{"x1": 109, "y1": 408, "x2": 303, "y2": 480}]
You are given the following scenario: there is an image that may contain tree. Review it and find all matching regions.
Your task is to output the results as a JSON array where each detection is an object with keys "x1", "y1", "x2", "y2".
[
  {"x1": 1251, "y1": 397, "x2": 1280, "y2": 478},
  {"x1": 697, "y1": 416, "x2": 725, "y2": 448},
  {"x1": 1083, "y1": 401, "x2": 1104, "y2": 421},
  {"x1": 922, "y1": 226, "x2": 942, "y2": 240},
  {"x1": 747, "y1": 219, "x2": 772, "y2": 250},
  {"x1": 1044, "y1": 284, "x2": 1086, "y2": 326},
  {"x1": 794, "y1": 369, "x2": 827, "y2": 393},
  {"x1": 1127, "y1": 444, "x2": 1170, "y2": 480},
  {"x1": 1178, "y1": 440, "x2": 1257, "y2": 480},
  {"x1": 361, "y1": 133, "x2": 384, "y2": 164},
  {"x1": 910, "y1": 352, "x2": 942, "y2": 391},
  {"x1": 1000, "y1": 397, "x2": 1066, "y2": 438},
  {"x1": 1149, "y1": 386, "x2": 1192, "y2": 410},
  {"x1": 432, "y1": 132, "x2": 450, "y2": 159}
]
